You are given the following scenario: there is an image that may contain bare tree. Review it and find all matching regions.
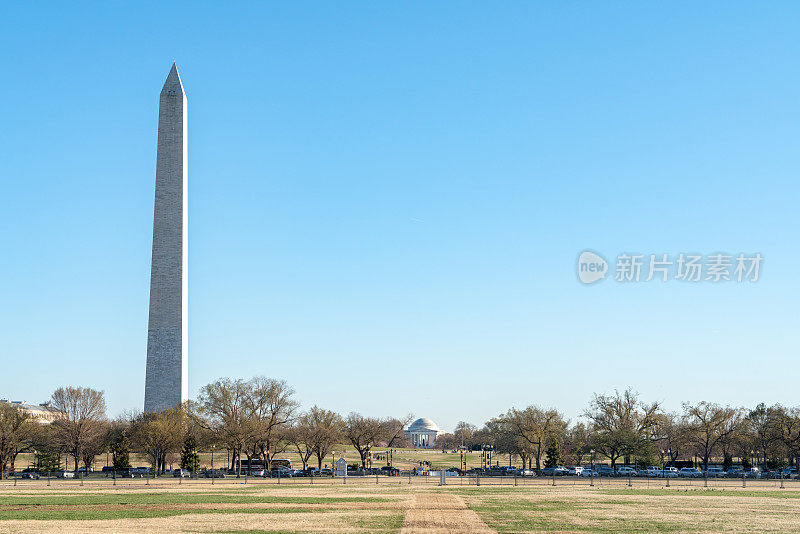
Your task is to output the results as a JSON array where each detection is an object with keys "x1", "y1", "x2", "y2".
[
  {"x1": 198, "y1": 378, "x2": 251, "y2": 472},
  {"x1": 583, "y1": 389, "x2": 661, "y2": 469},
  {"x1": 747, "y1": 403, "x2": 780, "y2": 469},
  {"x1": 0, "y1": 403, "x2": 36, "y2": 475},
  {"x1": 245, "y1": 377, "x2": 298, "y2": 472},
  {"x1": 130, "y1": 406, "x2": 186, "y2": 474},
  {"x1": 773, "y1": 406, "x2": 800, "y2": 468},
  {"x1": 504, "y1": 406, "x2": 566, "y2": 472},
  {"x1": 683, "y1": 401, "x2": 743, "y2": 472},
  {"x1": 81, "y1": 421, "x2": 110, "y2": 472},
  {"x1": 564, "y1": 422, "x2": 592, "y2": 467},
  {"x1": 345, "y1": 413, "x2": 386, "y2": 468},
  {"x1": 655, "y1": 412, "x2": 691, "y2": 465},
  {"x1": 49, "y1": 387, "x2": 107, "y2": 471},
  {"x1": 483, "y1": 416, "x2": 533, "y2": 469},
  {"x1": 453, "y1": 421, "x2": 478, "y2": 450},
  {"x1": 286, "y1": 420, "x2": 314, "y2": 470},
  {"x1": 382, "y1": 415, "x2": 413, "y2": 448},
  {"x1": 300, "y1": 406, "x2": 343, "y2": 469}
]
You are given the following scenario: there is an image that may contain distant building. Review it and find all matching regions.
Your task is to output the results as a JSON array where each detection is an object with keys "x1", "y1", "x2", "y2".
[
  {"x1": 0, "y1": 399, "x2": 61, "y2": 424},
  {"x1": 405, "y1": 417, "x2": 441, "y2": 448}
]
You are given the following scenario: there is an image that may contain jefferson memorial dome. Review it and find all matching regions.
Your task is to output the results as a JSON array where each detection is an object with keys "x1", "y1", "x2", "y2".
[{"x1": 405, "y1": 417, "x2": 441, "y2": 448}]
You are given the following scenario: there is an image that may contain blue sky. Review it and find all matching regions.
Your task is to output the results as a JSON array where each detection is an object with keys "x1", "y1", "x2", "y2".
[{"x1": 1, "y1": 2, "x2": 798, "y2": 432}]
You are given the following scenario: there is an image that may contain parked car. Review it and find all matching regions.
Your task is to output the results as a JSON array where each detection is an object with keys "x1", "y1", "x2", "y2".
[
  {"x1": 706, "y1": 467, "x2": 724, "y2": 478},
  {"x1": 679, "y1": 468, "x2": 702, "y2": 478},
  {"x1": 616, "y1": 466, "x2": 637, "y2": 477},
  {"x1": 725, "y1": 467, "x2": 744, "y2": 478},
  {"x1": 132, "y1": 467, "x2": 151, "y2": 478},
  {"x1": 20, "y1": 472, "x2": 40, "y2": 479},
  {"x1": 380, "y1": 466, "x2": 400, "y2": 476},
  {"x1": 644, "y1": 466, "x2": 662, "y2": 478},
  {"x1": 520, "y1": 469, "x2": 536, "y2": 477},
  {"x1": 580, "y1": 469, "x2": 599, "y2": 478},
  {"x1": 597, "y1": 466, "x2": 616, "y2": 477},
  {"x1": 663, "y1": 467, "x2": 679, "y2": 478},
  {"x1": 203, "y1": 470, "x2": 226, "y2": 478},
  {"x1": 320, "y1": 468, "x2": 333, "y2": 476},
  {"x1": 567, "y1": 466, "x2": 584, "y2": 476},
  {"x1": 540, "y1": 466, "x2": 568, "y2": 476},
  {"x1": 173, "y1": 469, "x2": 191, "y2": 478},
  {"x1": 102, "y1": 466, "x2": 115, "y2": 477},
  {"x1": 270, "y1": 467, "x2": 292, "y2": 478},
  {"x1": 745, "y1": 468, "x2": 761, "y2": 479},
  {"x1": 56, "y1": 470, "x2": 75, "y2": 479}
]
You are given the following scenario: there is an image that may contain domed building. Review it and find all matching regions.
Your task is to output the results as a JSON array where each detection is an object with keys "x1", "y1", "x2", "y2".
[{"x1": 404, "y1": 417, "x2": 441, "y2": 448}]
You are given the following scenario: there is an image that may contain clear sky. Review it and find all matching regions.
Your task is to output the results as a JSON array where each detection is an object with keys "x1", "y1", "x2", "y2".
[{"x1": 1, "y1": 2, "x2": 798, "y2": 432}]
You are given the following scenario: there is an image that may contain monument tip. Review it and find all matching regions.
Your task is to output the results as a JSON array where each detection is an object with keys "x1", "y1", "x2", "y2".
[{"x1": 162, "y1": 62, "x2": 184, "y2": 94}]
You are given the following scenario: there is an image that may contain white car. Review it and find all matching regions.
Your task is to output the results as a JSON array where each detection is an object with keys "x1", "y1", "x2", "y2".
[
  {"x1": 567, "y1": 466, "x2": 584, "y2": 476},
  {"x1": 679, "y1": 467, "x2": 702, "y2": 478},
  {"x1": 645, "y1": 467, "x2": 663, "y2": 477},
  {"x1": 616, "y1": 466, "x2": 637, "y2": 477},
  {"x1": 580, "y1": 469, "x2": 599, "y2": 477},
  {"x1": 663, "y1": 467, "x2": 679, "y2": 478}
]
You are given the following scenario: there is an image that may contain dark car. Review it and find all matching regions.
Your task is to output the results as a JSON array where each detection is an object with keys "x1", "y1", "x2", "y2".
[
  {"x1": 115, "y1": 467, "x2": 135, "y2": 478},
  {"x1": 269, "y1": 467, "x2": 292, "y2": 478},
  {"x1": 132, "y1": 467, "x2": 151, "y2": 478},
  {"x1": 380, "y1": 466, "x2": 400, "y2": 476},
  {"x1": 540, "y1": 467, "x2": 568, "y2": 477},
  {"x1": 597, "y1": 466, "x2": 616, "y2": 477},
  {"x1": 20, "y1": 472, "x2": 40, "y2": 479}
]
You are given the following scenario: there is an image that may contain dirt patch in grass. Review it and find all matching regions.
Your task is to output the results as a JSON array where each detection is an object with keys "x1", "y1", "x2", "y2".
[{"x1": 400, "y1": 493, "x2": 494, "y2": 533}]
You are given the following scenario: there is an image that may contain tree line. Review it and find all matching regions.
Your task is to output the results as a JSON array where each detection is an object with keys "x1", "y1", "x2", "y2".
[
  {"x1": 0, "y1": 377, "x2": 411, "y2": 475},
  {"x1": 2, "y1": 382, "x2": 799, "y2": 475},
  {"x1": 439, "y1": 390, "x2": 800, "y2": 472}
]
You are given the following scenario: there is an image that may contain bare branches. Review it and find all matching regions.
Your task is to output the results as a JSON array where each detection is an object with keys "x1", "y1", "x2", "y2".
[
  {"x1": 49, "y1": 386, "x2": 107, "y2": 471},
  {"x1": 682, "y1": 401, "x2": 743, "y2": 470},
  {"x1": 583, "y1": 389, "x2": 661, "y2": 468},
  {"x1": 0, "y1": 403, "x2": 36, "y2": 474}
]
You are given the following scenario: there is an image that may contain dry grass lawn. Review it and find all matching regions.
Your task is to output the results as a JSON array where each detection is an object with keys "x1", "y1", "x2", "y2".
[{"x1": 2, "y1": 478, "x2": 800, "y2": 532}]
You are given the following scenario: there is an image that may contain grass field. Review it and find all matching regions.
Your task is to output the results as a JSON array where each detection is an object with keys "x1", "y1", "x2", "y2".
[{"x1": 2, "y1": 477, "x2": 800, "y2": 533}]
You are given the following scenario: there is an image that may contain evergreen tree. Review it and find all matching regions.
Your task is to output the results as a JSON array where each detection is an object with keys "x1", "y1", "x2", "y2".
[
  {"x1": 544, "y1": 442, "x2": 562, "y2": 468},
  {"x1": 180, "y1": 434, "x2": 200, "y2": 472},
  {"x1": 35, "y1": 452, "x2": 61, "y2": 474},
  {"x1": 111, "y1": 433, "x2": 131, "y2": 469},
  {"x1": 723, "y1": 453, "x2": 733, "y2": 471}
]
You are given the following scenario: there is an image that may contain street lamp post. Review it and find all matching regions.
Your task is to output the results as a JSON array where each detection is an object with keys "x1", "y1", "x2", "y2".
[{"x1": 590, "y1": 449, "x2": 595, "y2": 487}]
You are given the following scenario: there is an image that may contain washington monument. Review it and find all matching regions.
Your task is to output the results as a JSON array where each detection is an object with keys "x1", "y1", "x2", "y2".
[{"x1": 144, "y1": 63, "x2": 188, "y2": 412}]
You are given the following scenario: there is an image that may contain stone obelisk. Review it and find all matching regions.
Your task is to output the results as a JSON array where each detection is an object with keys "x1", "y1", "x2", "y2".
[{"x1": 144, "y1": 63, "x2": 188, "y2": 412}]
